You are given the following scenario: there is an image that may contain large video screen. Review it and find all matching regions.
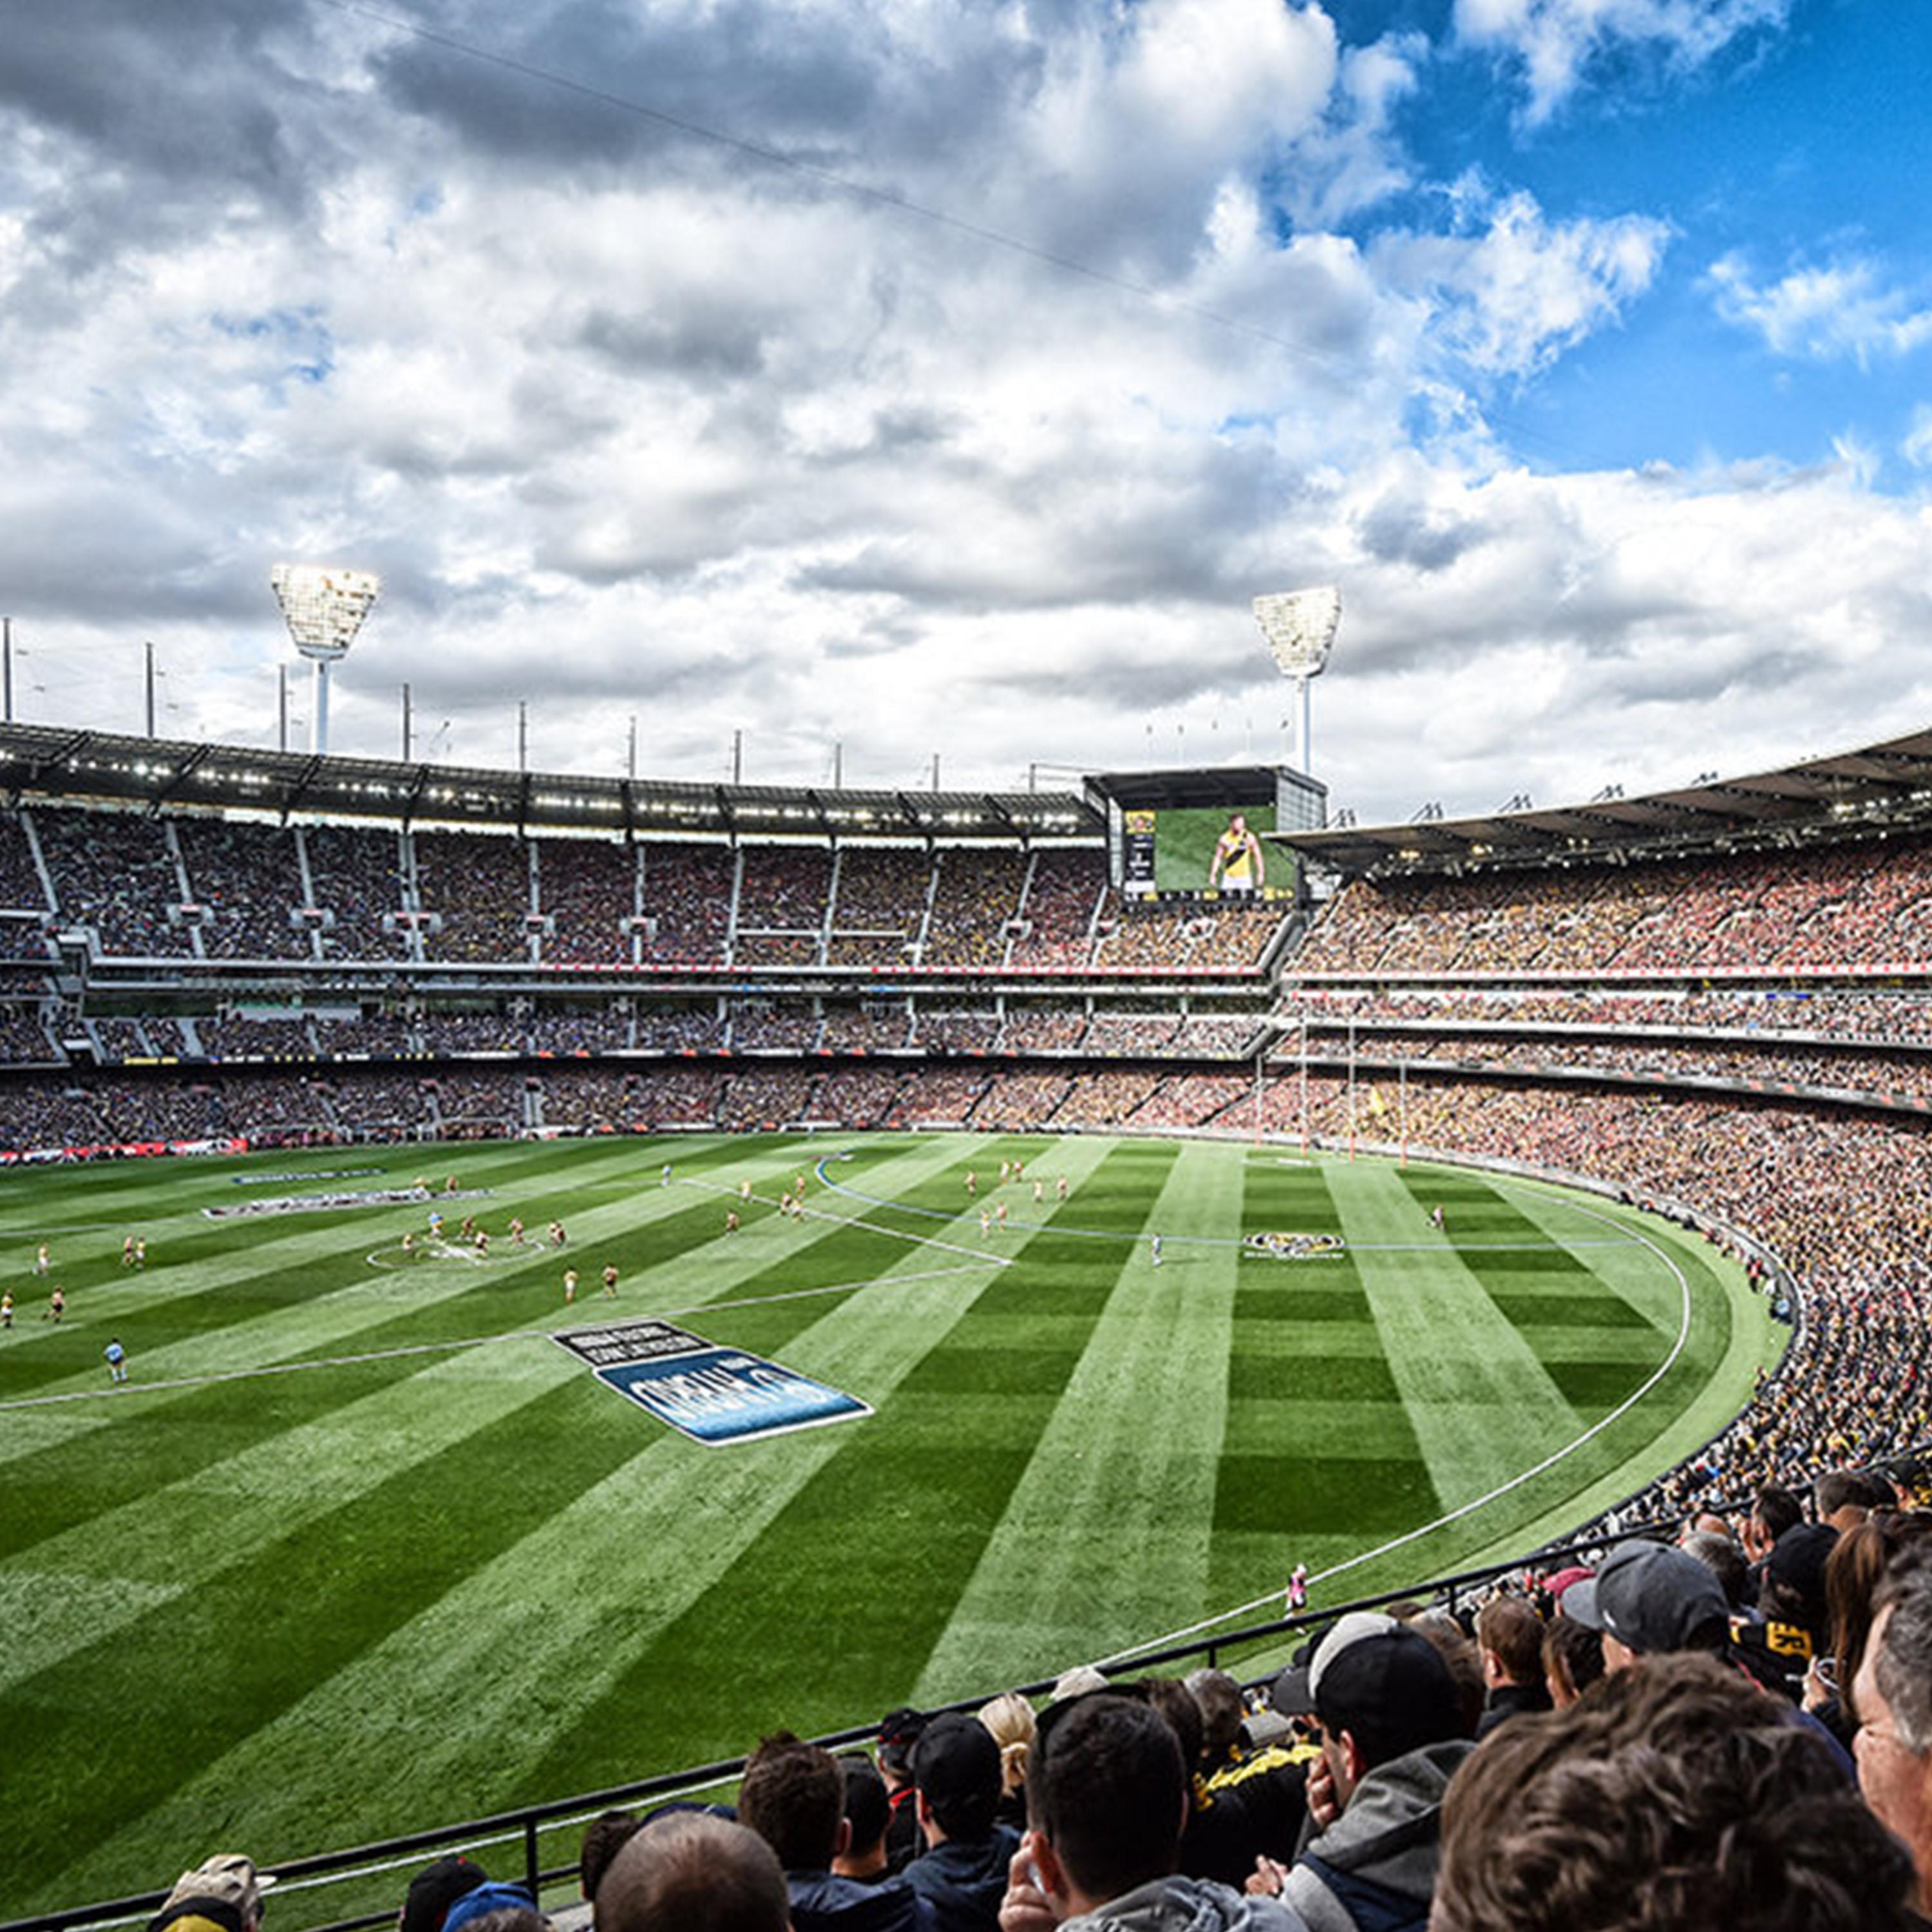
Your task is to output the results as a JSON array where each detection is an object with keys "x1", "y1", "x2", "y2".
[{"x1": 1122, "y1": 803, "x2": 1291, "y2": 902}]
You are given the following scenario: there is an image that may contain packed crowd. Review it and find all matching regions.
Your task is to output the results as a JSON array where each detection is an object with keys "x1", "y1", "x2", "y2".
[{"x1": 1297, "y1": 832, "x2": 1932, "y2": 978}]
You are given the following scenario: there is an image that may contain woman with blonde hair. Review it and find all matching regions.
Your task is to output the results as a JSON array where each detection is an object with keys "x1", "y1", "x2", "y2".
[{"x1": 976, "y1": 1690, "x2": 1035, "y2": 1830}]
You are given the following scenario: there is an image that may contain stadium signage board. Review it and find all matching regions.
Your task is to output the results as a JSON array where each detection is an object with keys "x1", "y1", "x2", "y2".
[
  {"x1": 1242, "y1": 1231, "x2": 1347, "y2": 1262},
  {"x1": 553, "y1": 1316, "x2": 871, "y2": 1445}
]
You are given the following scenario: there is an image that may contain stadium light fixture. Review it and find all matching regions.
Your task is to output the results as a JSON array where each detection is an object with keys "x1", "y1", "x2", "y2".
[
  {"x1": 271, "y1": 563, "x2": 381, "y2": 755},
  {"x1": 1252, "y1": 586, "x2": 1341, "y2": 777}
]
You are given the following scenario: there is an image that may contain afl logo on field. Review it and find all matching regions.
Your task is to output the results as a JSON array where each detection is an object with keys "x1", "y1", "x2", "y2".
[{"x1": 1242, "y1": 1231, "x2": 1347, "y2": 1262}]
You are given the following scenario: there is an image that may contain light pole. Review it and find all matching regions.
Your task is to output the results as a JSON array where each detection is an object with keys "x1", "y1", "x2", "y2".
[
  {"x1": 1252, "y1": 587, "x2": 1341, "y2": 775},
  {"x1": 270, "y1": 564, "x2": 381, "y2": 756}
]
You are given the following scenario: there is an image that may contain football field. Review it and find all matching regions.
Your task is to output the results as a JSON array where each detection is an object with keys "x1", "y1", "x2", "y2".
[{"x1": 0, "y1": 1130, "x2": 1779, "y2": 1917}]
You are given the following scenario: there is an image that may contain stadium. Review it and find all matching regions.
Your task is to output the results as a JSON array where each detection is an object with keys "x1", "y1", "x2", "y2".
[
  {"x1": 12, "y1": 5, "x2": 1932, "y2": 1929},
  {"x1": 3, "y1": 705, "x2": 1929, "y2": 1928}
]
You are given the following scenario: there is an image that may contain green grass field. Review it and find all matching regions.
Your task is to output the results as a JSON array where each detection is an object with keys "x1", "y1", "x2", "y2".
[{"x1": 0, "y1": 1130, "x2": 1781, "y2": 1918}]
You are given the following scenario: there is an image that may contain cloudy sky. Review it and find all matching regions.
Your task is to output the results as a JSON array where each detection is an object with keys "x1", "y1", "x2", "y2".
[{"x1": 1, "y1": 0, "x2": 1927, "y2": 825}]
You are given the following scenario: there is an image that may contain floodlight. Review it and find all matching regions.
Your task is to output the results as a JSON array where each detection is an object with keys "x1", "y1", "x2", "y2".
[
  {"x1": 1253, "y1": 587, "x2": 1340, "y2": 680},
  {"x1": 271, "y1": 563, "x2": 380, "y2": 755},
  {"x1": 1252, "y1": 585, "x2": 1341, "y2": 777}
]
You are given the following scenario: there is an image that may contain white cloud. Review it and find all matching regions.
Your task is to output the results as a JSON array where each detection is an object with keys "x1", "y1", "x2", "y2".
[
  {"x1": 0, "y1": 0, "x2": 1925, "y2": 835},
  {"x1": 1708, "y1": 252, "x2": 1932, "y2": 366},
  {"x1": 1453, "y1": 0, "x2": 1790, "y2": 122},
  {"x1": 1373, "y1": 187, "x2": 1671, "y2": 378}
]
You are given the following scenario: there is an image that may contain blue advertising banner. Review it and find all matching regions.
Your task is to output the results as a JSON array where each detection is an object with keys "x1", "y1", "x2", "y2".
[{"x1": 552, "y1": 1316, "x2": 871, "y2": 1446}]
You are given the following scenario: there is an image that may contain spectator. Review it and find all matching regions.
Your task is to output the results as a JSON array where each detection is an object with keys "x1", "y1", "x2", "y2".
[
  {"x1": 1854, "y1": 1558, "x2": 1932, "y2": 1920},
  {"x1": 1818, "y1": 1468, "x2": 1884, "y2": 1533},
  {"x1": 1433, "y1": 1653, "x2": 1915, "y2": 1932},
  {"x1": 904, "y1": 1710, "x2": 1018, "y2": 1931},
  {"x1": 737, "y1": 1730, "x2": 933, "y2": 1931},
  {"x1": 1563, "y1": 1540, "x2": 1730, "y2": 1672},
  {"x1": 400, "y1": 1855, "x2": 491, "y2": 1932},
  {"x1": 148, "y1": 1855, "x2": 276, "y2": 1932},
  {"x1": 595, "y1": 1810, "x2": 789, "y2": 1932},
  {"x1": 1680, "y1": 1526, "x2": 1750, "y2": 1611},
  {"x1": 1253, "y1": 1613, "x2": 1472, "y2": 1931},
  {"x1": 442, "y1": 1884, "x2": 544, "y2": 1932},
  {"x1": 1540, "y1": 1614, "x2": 1604, "y2": 1709},
  {"x1": 878, "y1": 1706, "x2": 930, "y2": 1873},
  {"x1": 1181, "y1": 1669, "x2": 1309, "y2": 1886},
  {"x1": 998, "y1": 1692, "x2": 1306, "y2": 1930},
  {"x1": 835, "y1": 1754, "x2": 895, "y2": 1882},
  {"x1": 547, "y1": 1813, "x2": 641, "y2": 1932},
  {"x1": 976, "y1": 1692, "x2": 1036, "y2": 1832},
  {"x1": 1473, "y1": 1593, "x2": 1552, "y2": 1737}
]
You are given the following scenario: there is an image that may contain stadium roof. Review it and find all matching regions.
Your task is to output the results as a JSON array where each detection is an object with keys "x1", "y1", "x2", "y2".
[
  {"x1": 0, "y1": 723, "x2": 1102, "y2": 840},
  {"x1": 1278, "y1": 724, "x2": 1932, "y2": 878},
  {"x1": 1084, "y1": 766, "x2": 1283, "y2": 811}
]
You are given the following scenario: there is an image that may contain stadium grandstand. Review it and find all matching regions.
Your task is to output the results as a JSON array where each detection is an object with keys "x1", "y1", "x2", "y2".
[{"x1": 10, "y1": 718, "x2": 1932, "y2": 1931}]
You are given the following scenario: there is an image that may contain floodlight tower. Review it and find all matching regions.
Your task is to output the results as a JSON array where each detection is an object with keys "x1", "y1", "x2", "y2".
[
  {"x1": 1252, "y1": 586, "x2": 1341, "y2": 775},
  {"x1": 270, "y1": 563, "x2": 381, "y2": 755}
]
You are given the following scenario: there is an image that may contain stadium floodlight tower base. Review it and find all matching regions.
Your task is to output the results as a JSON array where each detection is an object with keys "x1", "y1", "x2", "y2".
[
  {"x1": 270, "y1": 563, "x2": 381, "y2": 756},
  {"x1": 1252, "y1": 586, "x2": 1341, "y2": 777}
]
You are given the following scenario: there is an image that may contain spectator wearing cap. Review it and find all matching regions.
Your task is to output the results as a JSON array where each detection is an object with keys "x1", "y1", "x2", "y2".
[
  {"x1": 442, "y1": 1882, "x2": 544, "y2": 1932},
  {"x1": 996, "y1": 1692, "x2": 1307, "y2": 1931},
  {"x1": 148, "y1": 1855, "x2": 276, "y2": 1932},
  {"x1": 904, "y1": 1711, "x2": 1019, "y2": 1931},
  {"x1": 1756, "y1": 1520, "x2": 1841, "y2": 1694},
  {"x1": 1473, "y1": 1594, "x2": 1551, "y2": 1738},
  {"x1": 1434, "y1": 1653, "x2": 1916, "y2": 1932},
  {"x1": 399, "y1": 1855, "x2": 490, "y2": 1932},
  {"x1": 1563, "y1": 1539, "x2": 1730, "y2": 1672},
  {"x1": 738, "y1": 1730, "x2": 935, "y2": 1932},
  {"x1": 595, "y1": 1811, "x2": 790, "y2": 1932},
  {"x1": 1853, "y1": 1560, "x2": 1932, "y2": 1921},
  {"x1": 1250, "y1": 1613, "x2": 1472, "y2": 1932},
  {"x1": 878, "y1": 1707, "x2": 930, "y2": 1874}
]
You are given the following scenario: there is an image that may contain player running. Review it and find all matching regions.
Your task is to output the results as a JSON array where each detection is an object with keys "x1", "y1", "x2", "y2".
[{"x1": 104, "y1": 1338, "x2": 128, "y2": 1385}]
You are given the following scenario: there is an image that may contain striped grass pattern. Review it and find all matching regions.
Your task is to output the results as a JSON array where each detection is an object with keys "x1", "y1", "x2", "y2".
[{"x1": 0, "y1": 1132, "x2": 1776, "y2": 1913}]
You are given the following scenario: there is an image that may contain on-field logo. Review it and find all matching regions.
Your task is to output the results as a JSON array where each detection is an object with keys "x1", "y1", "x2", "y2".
[{"x1": 1242, "y1": 1231, "x2": 1347, "y2": 1262}]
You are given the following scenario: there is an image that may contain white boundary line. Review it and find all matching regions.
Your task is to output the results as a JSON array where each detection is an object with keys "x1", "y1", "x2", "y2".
[{"x1": 1094, "y1": 1186, "x2": 1696, "y2": 1667}]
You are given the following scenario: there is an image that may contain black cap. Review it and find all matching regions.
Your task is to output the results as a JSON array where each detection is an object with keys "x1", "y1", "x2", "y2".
[
  {"x1": 911, "y1": 1712, "x2": 1002, "y2": 1840},
  {"x1": 399, "y1": 1855, "x2": 488, "y2": 1932}
]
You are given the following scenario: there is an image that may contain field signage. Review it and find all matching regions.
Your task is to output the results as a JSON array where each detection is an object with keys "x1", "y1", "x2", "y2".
[{"x1": 553, "y1": 1316, "x2": 871, "y2": 1445}]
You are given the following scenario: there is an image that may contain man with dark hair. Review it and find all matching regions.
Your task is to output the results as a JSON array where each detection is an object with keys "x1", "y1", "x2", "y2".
[
  {"x1": 1250, "y1": 1613, "x2": 1471, "y2": 1931},
  {"x1": 1854, "y1": 1561, "x2": 1932, "y2": 1920},
  {"x1": 1817, "y1": 1468, "x2": 1883, "y2": 1533},
  {"x1": 1186, "y1": 1669, "x2": 1311, "y2": 1882},
  {"x1": 835, "y1": 1755, "x2": 894, "y2": 1882},
  {"x1": 739, "y1": 1732, "x2": 933, "y2": 1931},
  {"x1": 542, "y1": 1813, "x2": 641, "y2": 1932},
  {"x1": 1473, "y1": 1594, "x2": 1551, "y2": 1738},
  {"x1": 878, "y1": 1708, "x2": 930, "y2": 1874},
  {"x1": 998, "y1": 1693, "x2": 1306, "y2": 1929},
  {"x1": 1433, "y1": 1653, "x2": 1915, "y2": 1932},
  {"x1": 594, "y1": 1811, "x2": 789, "y2": 1932},
  {"x1": 904, "y1": 1712, "x2": 1018, "y2": 1931}
]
